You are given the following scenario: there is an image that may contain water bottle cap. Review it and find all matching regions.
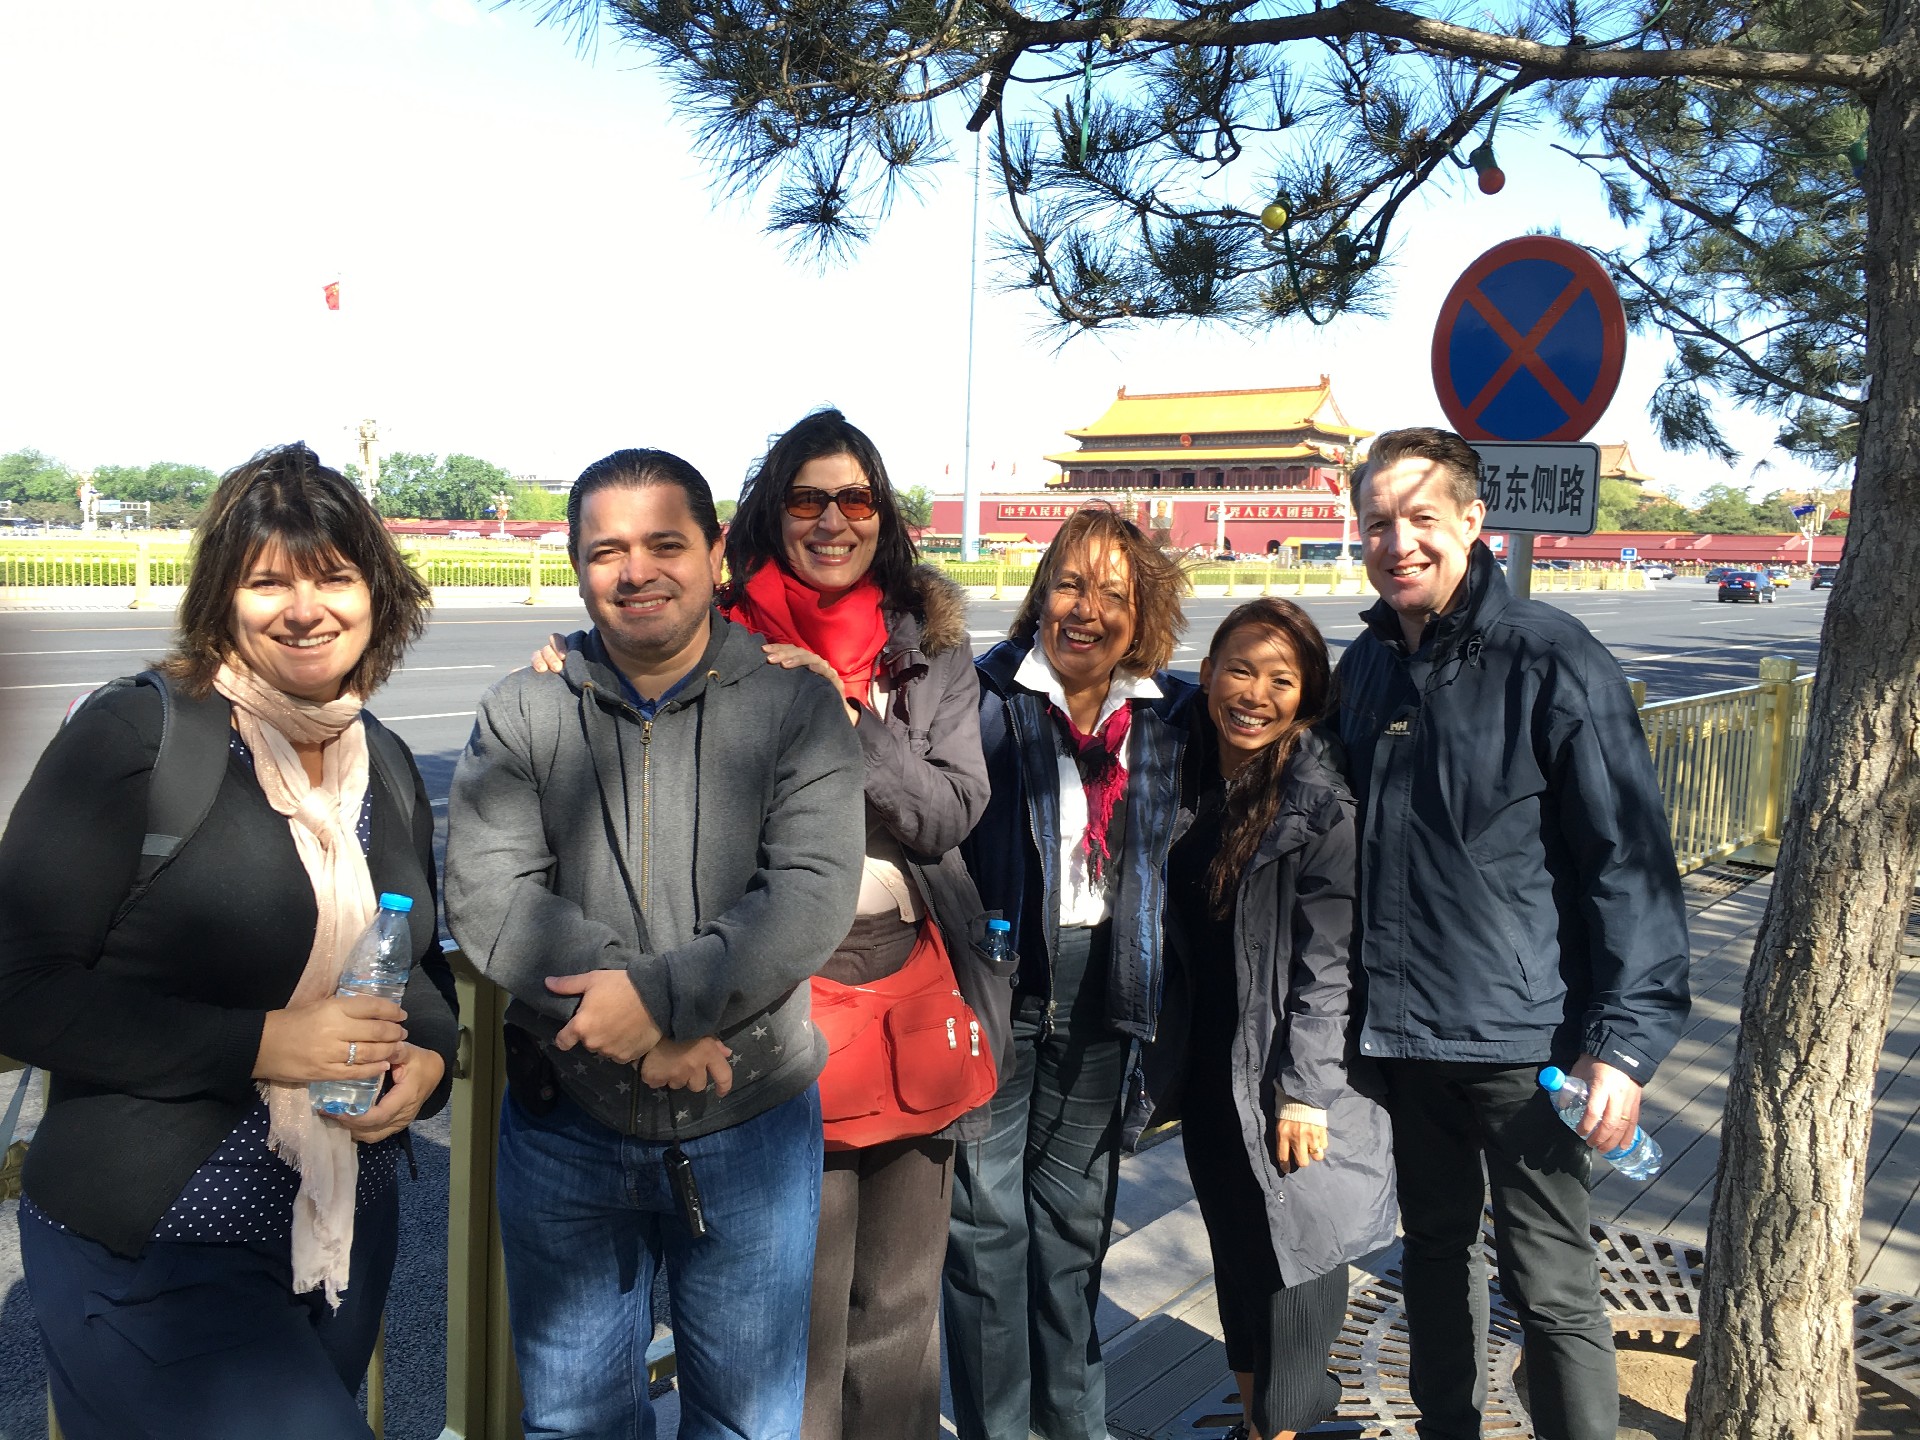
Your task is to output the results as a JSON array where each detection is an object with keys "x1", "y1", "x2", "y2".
[
  {"x1": 987, "y1": 919, "x2": 1011, "y2": 933},
  {"x1": 1538, "y1": 1066, "x2": 1566, "y2": 1092},
  {"x1": 378, "y1": 893, "x2": 415, "y2": 913}
]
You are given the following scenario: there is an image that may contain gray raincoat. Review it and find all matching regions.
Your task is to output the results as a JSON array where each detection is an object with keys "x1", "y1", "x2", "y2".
[{"x1": 1145, "y1": 728, "x2": 1398, "y2": 1286}]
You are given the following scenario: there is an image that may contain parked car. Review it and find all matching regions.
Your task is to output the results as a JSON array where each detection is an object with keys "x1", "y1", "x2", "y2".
[
  {"x1": 1718, "y1": 571, "x2": 1775, "y2": 604},
  {"x1": 1811, "y1": 565, "x2": 1839, "y2": 590}
]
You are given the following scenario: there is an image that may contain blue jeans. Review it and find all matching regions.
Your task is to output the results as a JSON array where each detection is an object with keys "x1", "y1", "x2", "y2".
[
  {"x1": 497, "y1": 1085, "x2": 824, "y2": 1440},
  {"x1": 944, "y1": 924, "x2": 1129, "y2": 1440}
]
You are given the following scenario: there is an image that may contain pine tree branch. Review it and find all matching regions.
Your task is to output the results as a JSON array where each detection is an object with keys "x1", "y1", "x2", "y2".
[{"x1": 1610, "y1": 263, "x2": 1864, "y2": 413}]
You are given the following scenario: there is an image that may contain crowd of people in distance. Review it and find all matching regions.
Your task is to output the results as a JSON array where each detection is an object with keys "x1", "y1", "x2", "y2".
[{"x1": 0, "y1": 415, "x2": 1689, "y2": 1440}]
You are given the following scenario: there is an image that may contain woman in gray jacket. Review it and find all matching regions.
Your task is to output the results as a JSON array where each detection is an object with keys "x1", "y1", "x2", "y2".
[{"x1": 1149, "y1": 598, "x2": 1396, "y2": 1440}]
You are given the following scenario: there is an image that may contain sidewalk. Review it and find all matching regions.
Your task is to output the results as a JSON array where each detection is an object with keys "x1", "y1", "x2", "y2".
[{"x1": 1041, "y1": 866, "x2": 1920, "y2": 1439}]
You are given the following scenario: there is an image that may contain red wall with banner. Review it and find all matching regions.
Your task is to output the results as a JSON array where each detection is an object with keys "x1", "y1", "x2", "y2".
[{"x1": 927, "y1": 494, "x2": 1350, "y2": 551}]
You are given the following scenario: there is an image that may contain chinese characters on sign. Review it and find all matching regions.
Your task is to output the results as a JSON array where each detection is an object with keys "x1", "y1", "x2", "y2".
[
  {"x1": 1467, "y1": 443, "x2": 1600, "y2": 537},
  {"x1": 996, "y1": 502, "x2": 1106, "y2": 520},
  {"x1": 1203, "y1": 503, "x2": 1344, "y2": 522}
]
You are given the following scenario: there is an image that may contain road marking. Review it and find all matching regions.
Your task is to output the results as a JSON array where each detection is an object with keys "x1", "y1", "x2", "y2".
[
  {"x1": 394, "y1": 665, "x2": 498, "y2": 673},
  {"x1": 424, "y1": 617, "x2": 587, "y2": 626},
  {"x1": 0, "y1": 646, "x2": 163, "y2": 656},
  {"x1": 26, "y1": 625, "x2": 175, "y2": 634},
  {"x1": 382, "y1": 711, "x2": 476, "y2": 722},
  {"x1": 0, "y1": 680, "x2": 101, "y2": 691},
  {"x1": 430, "y1": 797, "x2": 449, "y2": 809},
  {"x1": 1699, "y1": 615, "x2": 1772, "y2": 624}
]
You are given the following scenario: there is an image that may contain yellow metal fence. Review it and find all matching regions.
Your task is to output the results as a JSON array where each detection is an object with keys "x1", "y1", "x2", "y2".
[{"x1": 2, "y1": 654, "x2": 1810, "y2": 1438}]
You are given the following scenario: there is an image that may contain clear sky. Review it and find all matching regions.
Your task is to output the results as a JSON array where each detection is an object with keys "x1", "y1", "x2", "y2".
[{"x1": 0, "y1": 0, "x2": 1829, "y2": 503}]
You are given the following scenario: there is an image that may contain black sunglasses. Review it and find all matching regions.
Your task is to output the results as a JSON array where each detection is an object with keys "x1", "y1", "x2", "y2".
[{"x1": 784, "y1": 485, "x2": 879, "y2": 521}]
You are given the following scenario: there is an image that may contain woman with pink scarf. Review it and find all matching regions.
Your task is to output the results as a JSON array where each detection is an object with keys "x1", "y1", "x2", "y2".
[{"x1": 0, "y1": 443, "x2": 458, "y2": 1440}]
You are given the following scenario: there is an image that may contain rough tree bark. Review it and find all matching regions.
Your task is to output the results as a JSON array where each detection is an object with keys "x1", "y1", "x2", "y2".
[{"x1": 1684, "y1": 13, "x2": 1920, "y2": 1437}]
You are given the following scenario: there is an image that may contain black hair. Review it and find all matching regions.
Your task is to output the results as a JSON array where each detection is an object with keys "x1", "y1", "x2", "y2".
[
  {"x1": 568, "y1": 449, "x2": 721, "y2": 559},
  {"x1": 725, "y1": 409, "x2": 921, "y2": 612}
]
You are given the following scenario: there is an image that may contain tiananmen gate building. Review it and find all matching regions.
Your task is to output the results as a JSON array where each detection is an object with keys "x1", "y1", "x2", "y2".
[{"x1": 928, "y1": 377, "x2": 1370, "y2": 553}]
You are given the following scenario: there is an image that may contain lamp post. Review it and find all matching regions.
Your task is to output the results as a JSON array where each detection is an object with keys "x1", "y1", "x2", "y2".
[{"x1": 491, "y1": 491, "x2": 512, "y2": 540}]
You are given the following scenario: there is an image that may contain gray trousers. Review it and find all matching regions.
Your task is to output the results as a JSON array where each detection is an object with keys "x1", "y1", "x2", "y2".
[
  {"x1": 802, "y1": 1135, "x2": 956, "y2": 1440},
  {"x1": 1381, "y1": 1060, "x2": 1618, "y2": 1440}
]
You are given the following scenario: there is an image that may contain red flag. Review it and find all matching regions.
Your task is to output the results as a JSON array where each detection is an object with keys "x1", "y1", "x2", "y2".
[{"x1": 324, "y1": 281, "x2": 340, "y2": 311}]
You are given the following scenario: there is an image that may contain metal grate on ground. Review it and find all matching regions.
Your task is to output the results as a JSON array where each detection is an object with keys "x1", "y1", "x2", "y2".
[{"x1": 1102, "y1": 1219, "x2": 1920, "y2": 1439}]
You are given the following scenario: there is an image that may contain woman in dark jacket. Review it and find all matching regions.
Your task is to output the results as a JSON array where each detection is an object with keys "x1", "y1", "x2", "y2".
[
  {"x1": 0, "y1": 443, "x2": 459, "y2": 1440},
  {"x1": 947, "y1": 505, "x2": 1196, "y2": 1440},
  {"x1": 534, "y1": 408, "x2": 1007, "y2": 1439},
  {"x1": 1150, "y1": 597, "x2": 1396, "y2": 1439}
]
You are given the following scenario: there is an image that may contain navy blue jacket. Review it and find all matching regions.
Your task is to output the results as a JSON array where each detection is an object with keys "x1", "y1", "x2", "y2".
[
  {"x1": 962, "y1": 637, "x2": 1197, "y2": 1044},
  {"x1": 1335, "y1": 543, "x2": 1690, "y2": 1078}
]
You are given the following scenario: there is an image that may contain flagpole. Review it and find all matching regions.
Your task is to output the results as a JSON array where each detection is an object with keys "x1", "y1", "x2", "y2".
[{"x1": 961, "y1": 126, "x2": 983, "y2": 564}]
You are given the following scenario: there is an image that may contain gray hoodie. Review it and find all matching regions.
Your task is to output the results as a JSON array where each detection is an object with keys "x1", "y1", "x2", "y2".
[{"x1": 445, "y1": 615, "x2": 865, "y2": 1140}]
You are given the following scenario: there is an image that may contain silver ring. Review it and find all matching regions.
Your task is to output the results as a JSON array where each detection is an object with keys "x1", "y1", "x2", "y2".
[{"x1": 347, "y1": 1042, "x2": 359, "y2": 1066}]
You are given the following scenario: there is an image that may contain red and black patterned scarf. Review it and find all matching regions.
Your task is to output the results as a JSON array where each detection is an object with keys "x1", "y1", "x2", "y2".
[{"x1": 1049, "y1": 701, "x2": 1132, "y2": 885}]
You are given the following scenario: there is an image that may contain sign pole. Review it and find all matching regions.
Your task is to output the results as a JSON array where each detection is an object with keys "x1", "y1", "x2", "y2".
[{"x1": 1508, "y1": 533, "x2": 1534, "y2": 599}]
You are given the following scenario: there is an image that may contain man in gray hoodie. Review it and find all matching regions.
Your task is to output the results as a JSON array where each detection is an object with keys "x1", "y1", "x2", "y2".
[{"x1": 446, "y1": 448, "x2": 864, "y2": 1440}]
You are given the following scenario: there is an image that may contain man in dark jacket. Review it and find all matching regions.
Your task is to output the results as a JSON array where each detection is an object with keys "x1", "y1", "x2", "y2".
[{"x1": 1336, "y1": 427, "x2": 1690, "y2": 1440}]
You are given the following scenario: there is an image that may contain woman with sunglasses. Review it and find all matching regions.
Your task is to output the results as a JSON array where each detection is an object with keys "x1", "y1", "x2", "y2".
[
  {"x1": 946, "y1": 506, "x2": 1194, "y2": 1440},
  {"x1": 1149, "y1": 599, "x2": 1395, "y2": 1440},
  {"x1": 534, "y1": 409, "x2": 1006, "y2": 1440}
]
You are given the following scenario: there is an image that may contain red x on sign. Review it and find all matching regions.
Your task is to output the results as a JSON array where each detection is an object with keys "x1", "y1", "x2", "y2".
[{"x1": 1431, "y1": 237, "x2": 1627, "y2": 444}]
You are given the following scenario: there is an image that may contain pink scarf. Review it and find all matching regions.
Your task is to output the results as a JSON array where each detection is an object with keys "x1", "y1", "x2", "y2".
[
  {"x1": 1050, "y1": 702, "x2": 1133, "y2": 885},
  {"x1": 213, "y1": 660, "x2": 373, "y2": 1307}
]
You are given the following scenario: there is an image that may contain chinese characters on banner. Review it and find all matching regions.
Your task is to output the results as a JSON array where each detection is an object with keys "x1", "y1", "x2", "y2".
[
  {"x1": 1204, "y1": 503, "x2": 1344, "y2": 522},
  {"x1": 1467, "y1": 442, "x2": 1601, "y2": 537}
]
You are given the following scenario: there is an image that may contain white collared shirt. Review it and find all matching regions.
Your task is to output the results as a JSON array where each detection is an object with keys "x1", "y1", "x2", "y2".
[{"x1": 1012, "y1": 646, "x2": 1163, "y2": 928}]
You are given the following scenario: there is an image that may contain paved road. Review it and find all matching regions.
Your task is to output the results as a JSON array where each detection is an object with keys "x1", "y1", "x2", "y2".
[
  {"x1": 0, "y1": 577, "x2": 1832, "y2": 831},
  {"x1": 0, "y1": 575, "x2": 1834, "y2": 1438}
]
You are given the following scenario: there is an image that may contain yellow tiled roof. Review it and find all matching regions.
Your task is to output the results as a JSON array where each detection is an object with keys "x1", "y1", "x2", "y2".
[
  {"x1": 1065, "y1": 377, "x2": 1371, "y2": 441},
  {"x1": 1043, "y1": 443, "x2": 1339, "y2": 468},
  {"x1": 1597, "y1": 443, "x2": 1656, "y2": 484}
]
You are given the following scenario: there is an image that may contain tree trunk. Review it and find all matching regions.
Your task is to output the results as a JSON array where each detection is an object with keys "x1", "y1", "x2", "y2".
[{"x1": 1683, "y1": 25, "x2": 1920, "y2": 1440}]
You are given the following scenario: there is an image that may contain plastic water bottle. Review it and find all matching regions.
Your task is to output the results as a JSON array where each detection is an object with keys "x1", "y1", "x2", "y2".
[
  {"x1": 310, "y1": 894, "x2": 415, "y2": 1118},
  {"x1": 1538, "y1": 1066, "x2": 1663, "y2": 1181},
  {"x1": 983, "y1": 918, "x2": 1014, "y2": 969}
]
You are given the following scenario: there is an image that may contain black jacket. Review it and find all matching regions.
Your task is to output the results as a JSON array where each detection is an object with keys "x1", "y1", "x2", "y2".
[
  {"x1": 1146, "y1": 727, "x2": 1397, "y2": 1285},
  {"x1": 1335, "y1": 543, "x2": 1690, "y2": 1077},
  {"x1": 0, "y1": 680, "x2": 459, "y2": 1257}
]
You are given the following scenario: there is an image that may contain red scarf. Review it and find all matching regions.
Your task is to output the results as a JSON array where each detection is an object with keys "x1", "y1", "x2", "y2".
[
  {"x1": 1050, "y1": 702, "x2": 1132, "y2": 885},
  {"x1": 725, "y1": 562, "x2": 890, "y2": 702}
]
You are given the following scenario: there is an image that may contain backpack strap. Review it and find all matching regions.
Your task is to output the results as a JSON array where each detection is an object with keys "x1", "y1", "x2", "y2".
[
  {"x1": 130, "y1": 671, "x2": 234, "y2": 886},
  {"x1": 360, "y1": 711, "x2": 417, "y2": 834}
]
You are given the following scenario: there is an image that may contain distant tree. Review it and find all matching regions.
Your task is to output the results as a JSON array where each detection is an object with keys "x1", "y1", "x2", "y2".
[
  {"x1": 444, "y1": 454, "x2": 513, "y2": 520},
  {"x1": 716, "y1": 499, "x2": 739, "y2": 524},
  {"x1": 897, "y1": 484, "x2": 935, "y2": 529},
  {"x1": 1692, "y1": 482, "x2": 1767, "y2": 534},
  {"x1": 374, "y1": 452, "x2": 444, "y2": 519},
  {"x1": 0, "y1": 449, "x2": 76, "y2": 506},
  {"x1": 1629, "y1": 490, "x2": 1696, "y2": 532},
  {"x1": 509, "y1": 484, "x2": 568, "y2": 522},
  {"x1": 1594, "y1": 477, "x2": 1644, "y2": 532}
]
